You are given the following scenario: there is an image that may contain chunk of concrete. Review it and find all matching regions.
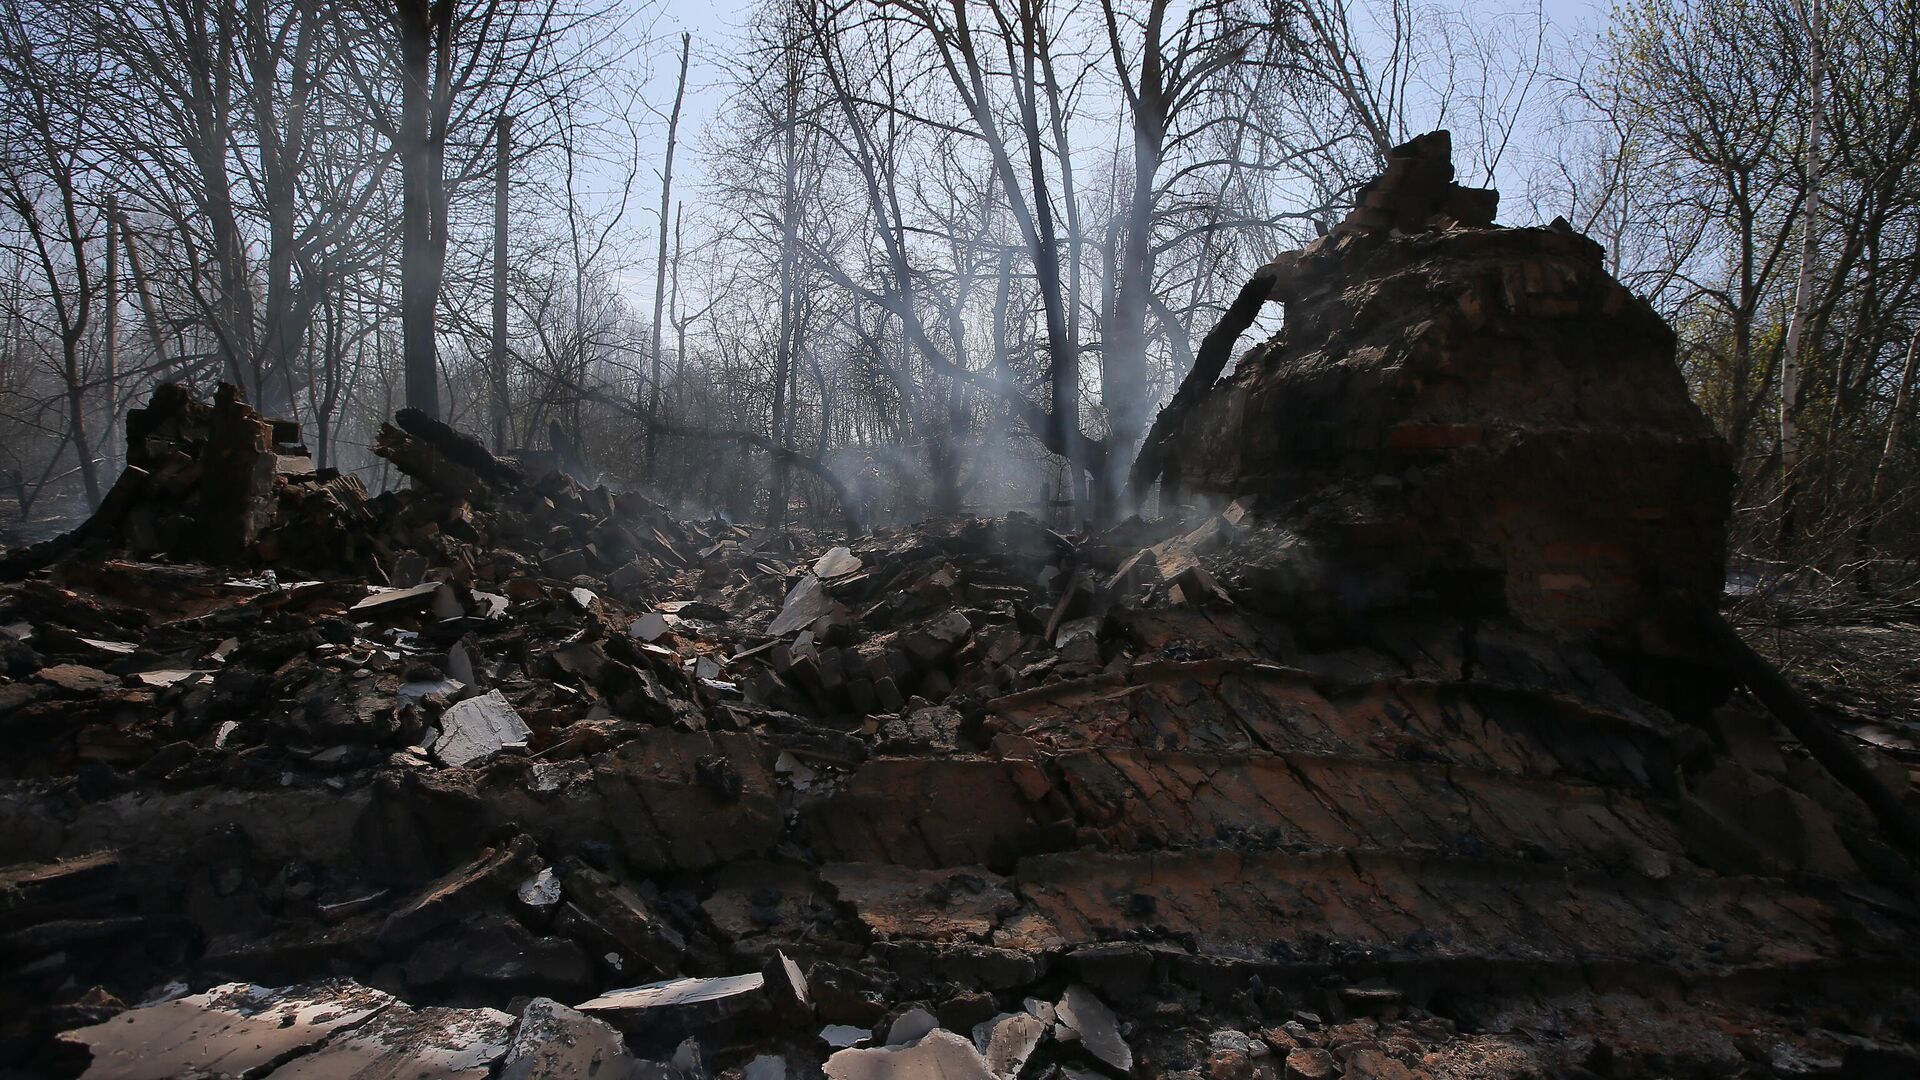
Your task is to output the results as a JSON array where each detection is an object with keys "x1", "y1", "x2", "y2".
[
  {"x1": 501, "y1": 997, "x2": 651, "y2": 1080},
  {"x1": 433, "y1": 689, "x2": 532, "y2": 767},
  {"x1": 972, "y1": 1012, "x2": 1048, "y2": 1080},
  {"x1": 824, "y1": 1028, "x2": 996, "y2": 1080},
  {"x1": 814, "y1": 547, "x2": 863, "y2": 580}
]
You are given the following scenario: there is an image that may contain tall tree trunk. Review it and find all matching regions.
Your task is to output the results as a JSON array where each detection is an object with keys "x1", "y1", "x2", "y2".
[
  {"x1": 768, "y1": 34, "x2": 801, "y2": 527},
  {"x1": 397, "y1": 0, "x2": 441, "y2": 420},
  {"x1": 490, "y1": 112, "x2": 511, "y2": 452},
  {"x1": 645, "y1": 33, "x2": 690, "y2": 471},
  {"x1": 1862, "y1": 326, "x2": 1920, "y2": 547},
  {"x1": 103, "y1": 193, "x2": 119, "y2": 477},
  {"x1": 247, "y1": 0, "x2": 315, "y2": 418},
  {"x1": 1779, "y1": 0, "x2": 1824, "y2": 543}
]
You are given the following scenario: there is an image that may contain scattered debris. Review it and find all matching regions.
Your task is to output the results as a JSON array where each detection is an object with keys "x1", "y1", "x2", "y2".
[{"x1": 3, "y1": 136, "x2": 1918, "y2": 1080}]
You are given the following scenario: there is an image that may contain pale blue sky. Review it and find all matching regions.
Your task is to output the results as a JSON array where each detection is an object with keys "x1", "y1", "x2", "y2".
[{"x1": 599, "y1": 0, "x2": 1618, "y2": 294}]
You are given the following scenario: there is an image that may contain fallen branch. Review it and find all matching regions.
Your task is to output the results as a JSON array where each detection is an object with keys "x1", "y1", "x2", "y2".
[{"x1": 1701, "y1": 607, "x2": 1920, "y2": 859}]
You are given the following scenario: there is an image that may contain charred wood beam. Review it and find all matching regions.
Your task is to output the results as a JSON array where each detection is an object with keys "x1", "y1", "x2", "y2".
[
  {"x1": 375, "y1": 406, "x2": 528, "y2": 505},
  {"x1": 1129, "y1": 264, "x2": 1278, "y2": 503}
]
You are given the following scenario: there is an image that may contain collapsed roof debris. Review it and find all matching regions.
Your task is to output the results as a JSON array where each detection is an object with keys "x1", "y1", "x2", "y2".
[{"x1": 3, "y1": 134, "x2": 1918, "y2": 1079}]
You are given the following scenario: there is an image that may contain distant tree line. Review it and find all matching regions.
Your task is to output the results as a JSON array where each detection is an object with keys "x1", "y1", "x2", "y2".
[{"x1": 0, "y1": 0, "x2": 1916, "y2": 579}]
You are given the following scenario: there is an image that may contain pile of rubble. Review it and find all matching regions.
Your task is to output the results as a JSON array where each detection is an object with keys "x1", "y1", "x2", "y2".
[{"x1": 4, "y1": 134, "x2": 1920, "y2": 1080}]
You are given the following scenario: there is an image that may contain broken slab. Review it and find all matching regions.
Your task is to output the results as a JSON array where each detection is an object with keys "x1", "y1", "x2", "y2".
[
  {"x1": 61, "y1": 980, "x2": 392, "y2": 1080},
  {"x1": 630, "y1": 612, "x2": 679, "y2": 642},
  {"x1": 824, "y1": 1028, "x2": 997, "y2": 1080},
  {"x1": 433, "y1": 689, "x2": 532, "y2": 767},
  {"x1": 768, "y1": 575, "x2": 833, "y2": 637},
  {"x1": 263, "y1": 1002, "x2": 513, "y2": 1079},
  {"x1": 350, "y1": 581, "x2": 450, "y2": 618},
  {"x1": 576, "y1": 973, "x2": 767, "y2": 1032}
]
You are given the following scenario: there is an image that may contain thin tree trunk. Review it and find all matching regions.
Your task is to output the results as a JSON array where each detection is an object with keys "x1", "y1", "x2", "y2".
[
  {"x1": 490, "y1": 112, "x2": 511, "y2": 452},
  {"x1": 645, "y1": 33, "x2": 690, "y2": 471},
  {"x1": 120, "y1": 218, "x2": 170, "y2": 376},
  {"x1": 768, "y1": 30, "x2": 801, "y2": 527},
  {"x1": 1864, "y1": 327, "x2": 1920, "y2": 531},
  {"x1": 397, "y1": 0, "x2": 441, "y2": 419},
  {"x1": 103, "y1": 193, "x2": 119, "y2": 476},
  {"x1": 1779, "y1": 0, "x2": 1824, "y2": 543}
]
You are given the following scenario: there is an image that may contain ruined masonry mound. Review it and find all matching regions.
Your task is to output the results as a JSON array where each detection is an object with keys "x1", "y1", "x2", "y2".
[{"x1": 1166, "y1": 131, "x2": 1733, "y2": 661}]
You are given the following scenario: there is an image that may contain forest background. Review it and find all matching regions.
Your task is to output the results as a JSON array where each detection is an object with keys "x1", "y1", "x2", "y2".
[{"x1": 1, "y1": 0, "x2": 1913, "y2": 587}]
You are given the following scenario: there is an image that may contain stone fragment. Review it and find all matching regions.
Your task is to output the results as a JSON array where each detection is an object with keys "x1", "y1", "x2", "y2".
[
  {"x1": 821, "y1": 1025, "x2": 870, "y2": 1049},
  {"x1": 630, "y1": 612, "x2": 678, "y2": 642},
  {"x1": 824, "y1": 1029, "x2": 997, "y2": 1080},
  {"x1": 1281, "y1": 1046, "x2": 1336, "y2": 1080},
  {"x1": 1053, "y1": 616, "x2": 1101, "y2": 649},
  {"x1": 973, "y1": 1012, "x2": 1048, "y2": 1080},
  {"x1": 501, "y1": 997, "x2": 649, "y2": 1080},
  {"x1": 433, "y1": 689, "x2": 532, "y2": 767},
  {"x1": 447, "y1": 641, "x2": 477, "y2": 684},
  {"x1": 34, "y1": 663, "x2": 120, "y2": 695},
  {"x1": 745, "y1": 1055, "x2": 788, "y2": 1080},
  {"x1": 0, "y1": 851, "x2": 119, "y2": 911},
  {"x1": 814, "y1": 546, "x2": 863, "y2": 579},
  {"x1": 763, "y1": 950, "x2": 813, "y2": 1026},
  {"x1": 518, "y1": 868, "x2": 562, "y2": 917},
  {"x1": 77, "y1": 637, "x2": 138, "y2": 655},
  {"x1": 887, "y1": 1007, "x2": 939, "y2": 1045},
  {"x1": 902, "y1": 611, "x2": 972, "y2": 668},
  {"x1": 1055, "y1": 985, "x2": 1132, "y2": 1073}
]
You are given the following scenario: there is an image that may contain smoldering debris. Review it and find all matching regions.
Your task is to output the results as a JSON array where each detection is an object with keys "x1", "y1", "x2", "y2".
[{"x1": 3, "y1": 137, "x2": 1919, "y2": 1080}]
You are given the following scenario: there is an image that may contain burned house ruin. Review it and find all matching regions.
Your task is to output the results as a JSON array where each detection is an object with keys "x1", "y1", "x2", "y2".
[{"x1": 2, "y1": 136, "x2": 1916, "y2": 1080}]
